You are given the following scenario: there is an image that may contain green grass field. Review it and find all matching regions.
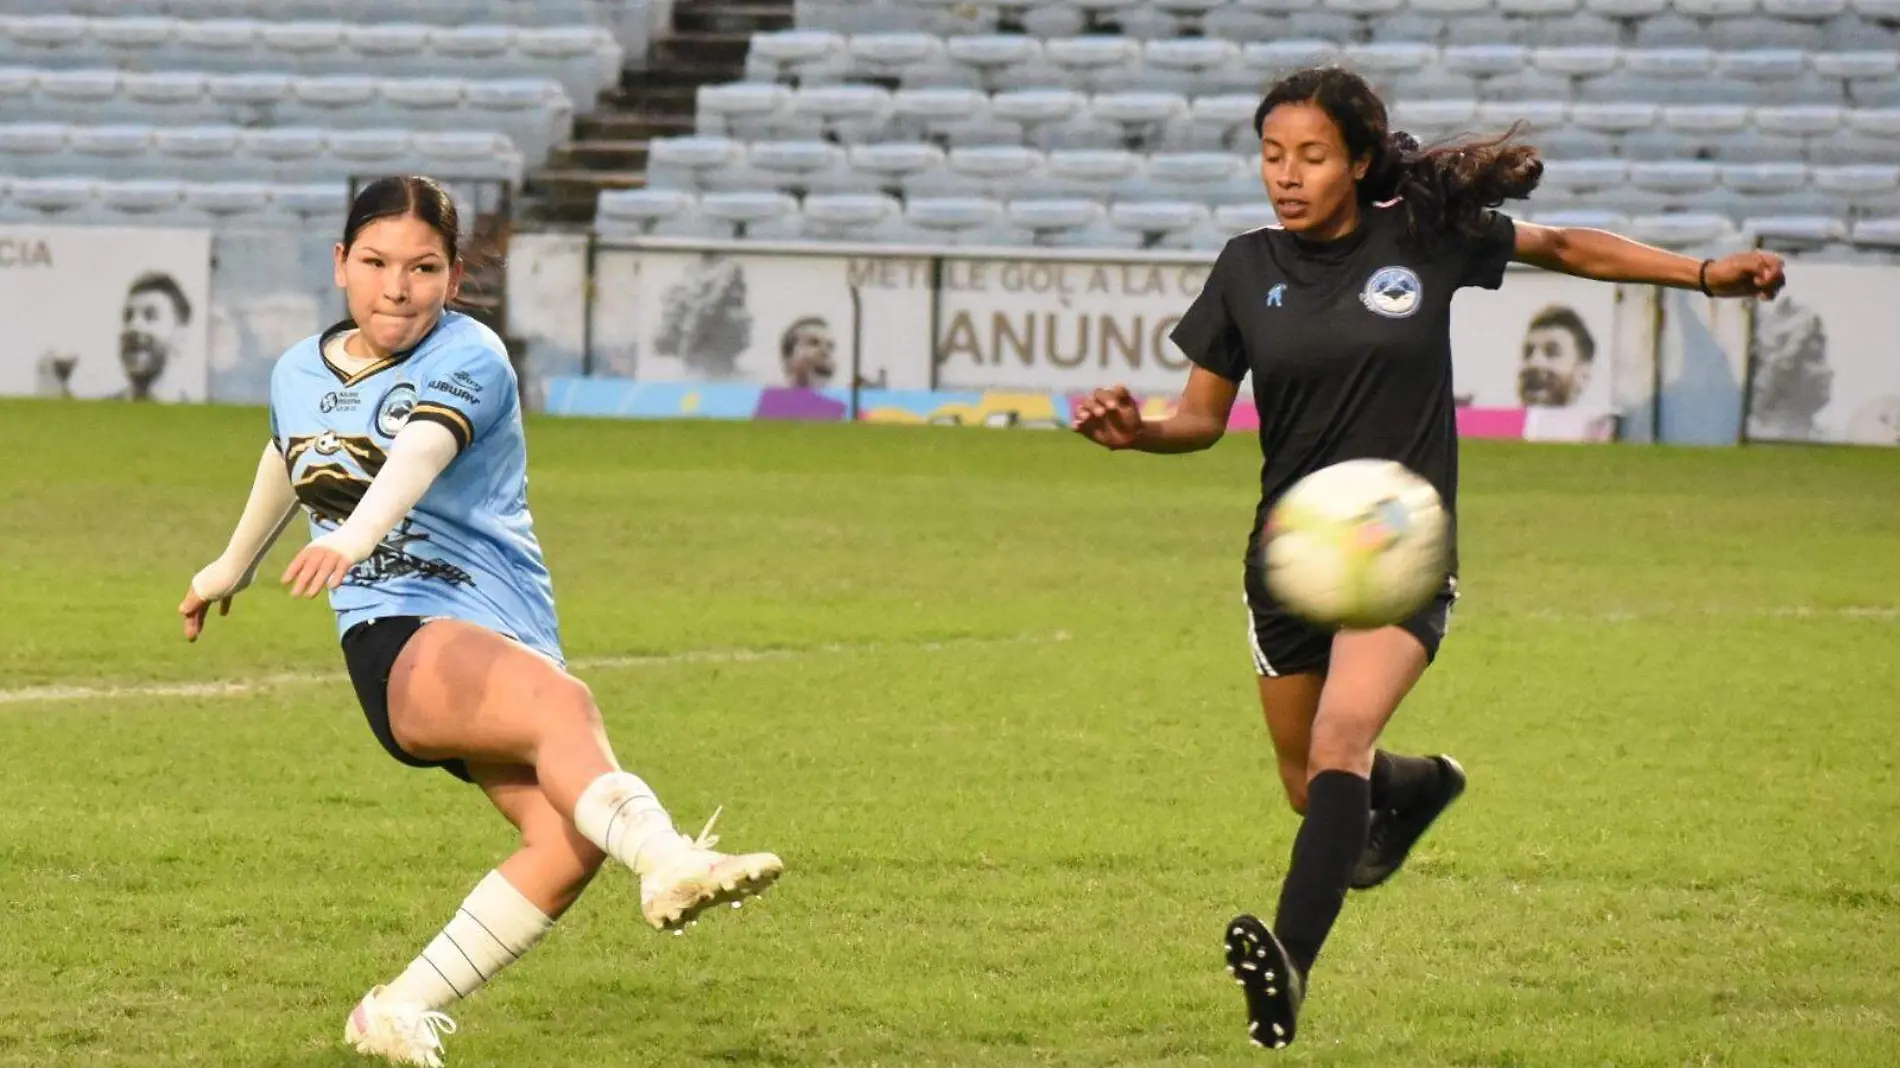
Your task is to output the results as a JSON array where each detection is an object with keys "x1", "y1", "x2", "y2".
[{"x1": 2, "y1": 397, "x2": 1897, "y2": 1067}]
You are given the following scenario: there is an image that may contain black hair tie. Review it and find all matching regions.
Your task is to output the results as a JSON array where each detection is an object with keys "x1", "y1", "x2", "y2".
[{"x1": 1698, "y1": 258, "x2": 1713, "y2": 296}]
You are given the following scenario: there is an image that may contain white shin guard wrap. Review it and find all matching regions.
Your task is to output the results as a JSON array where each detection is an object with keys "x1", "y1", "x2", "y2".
[
  {"x1": 385, "y1": 871, "x2": 554, "y2": 1011},
  {"x1": 573, "y1": 771, "x2": 676, "y2": 874}
]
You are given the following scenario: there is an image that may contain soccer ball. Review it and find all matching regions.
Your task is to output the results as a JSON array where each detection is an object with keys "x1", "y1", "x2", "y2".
[{"x1": 1261, "y1": 459, "x2": 1450, "y2": 630}]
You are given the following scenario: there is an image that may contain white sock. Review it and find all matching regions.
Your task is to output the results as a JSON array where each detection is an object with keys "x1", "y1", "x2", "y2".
[
  {"x1": 572, "y1": 771, "x2": 690, "y2": 875},
  {"x1": 383, "y1": 871, "x2": 554, "y2": 1011}
]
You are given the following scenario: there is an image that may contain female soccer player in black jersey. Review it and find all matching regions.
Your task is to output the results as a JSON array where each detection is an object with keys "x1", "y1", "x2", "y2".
[{"x1": 1072, "y1": 68, "x2": 1785, "y2": 1050}]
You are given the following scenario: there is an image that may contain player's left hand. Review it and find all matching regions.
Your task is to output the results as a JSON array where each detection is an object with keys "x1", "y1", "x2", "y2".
[
  {"x1": 1704, "y1": 250, "x2": 1786, "y2": 300},
  {"x1": 178, "y1": 584, "x2": 231, "y2": 643},
  {"x1": 281, "y1": 543, "x2": 354, "y2": 599}
]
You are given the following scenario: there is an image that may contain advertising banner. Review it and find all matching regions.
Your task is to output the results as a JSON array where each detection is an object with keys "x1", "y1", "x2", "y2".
[
  {"x1": 1, "y1": 225, "x2": 213, "y2": 403},
  {"x1": 1744, "y1": 264, "x2": 1900, "y2": 446}
]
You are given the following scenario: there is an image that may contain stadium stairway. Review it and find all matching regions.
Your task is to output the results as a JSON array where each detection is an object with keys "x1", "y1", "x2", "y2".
[{"x1": 525, "y1": 0, "x2": 792, "y2": 224}]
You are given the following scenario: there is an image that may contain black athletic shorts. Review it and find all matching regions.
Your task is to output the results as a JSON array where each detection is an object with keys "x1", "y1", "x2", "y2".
[
  {"x1": 341, "y1": 616, "x2": 473, "y2": 783},
  {"x1": 1241, "y1": 565, "x2": 1459, "y2": 679}
]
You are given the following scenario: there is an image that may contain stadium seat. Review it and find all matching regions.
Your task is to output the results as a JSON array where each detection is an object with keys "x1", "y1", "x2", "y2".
[
  {"x1": 1744, "y1": 214, "x2": 1850, "y2": 245},
  {"x1": 847, "y1": 140, "x2": 948, "y2": 190},
  {"x1": 847, "y1": 33, "x2": 947, "y2": 83},
  {"x1": 2, "y1": 174, "x2": 93, "y2": 218},
  {"x1": 1140, "y1": 37, "x2": 1240, "y2": 94},
  {"x1": 903, "y1": 195, "x2": 1023, "y2": 246},
  {"x1": 1005, "y1": 197, "x2": 1112, "y2": 246},
  {"x1": 909, "y1": 143, "x2": 1045, "y2": 197},
  {"x1": 1851, "y1": 217, "x2": 1900, "y2": 247},
  {"x1": 181, "y1": 179, "x2": 276, "y2": 224},
  {"x1": 790, "y1": 84, "x2": 895, "y2": 141},
  {"x1": 1020, "y1": 147, "x2": 1142, "y2": 198},
  {"x1": 696, "y1": 82, "x2": 793, "y2": 140},
  {"x1": 1626, "y1": 212, "x2": 1737, "y2": 249},
  {"x1": 779, "y1": 192, "x2": 906, "y2": 242},
  {"x1": 1136, "y1": 151, "x2": 1258, "y2": 205},
  {"x1": 744, "y1": 30, "x2": 850, "y2": 86},
  {"x1": 708, "y1": 139, "x2": 850, "y2": 195},
  {"x1": 695, "y1": 189, "x2": 800, "y2": 239},
  {"x1": 1215, "y1": 201, "x2": 1281, "y2": 234},
  {"x1": 991, "y1": 88, "x2": 1090, "y2": 149},
  {"x1": 1108, "y1": 199, "x2": 1211, "y2": 249},
  {"x1": 595, "y1": 186, "x2": 695, "y2": 236},
  {"x1": 646, "y1": 135, "x2": 746, "y2": 191}
]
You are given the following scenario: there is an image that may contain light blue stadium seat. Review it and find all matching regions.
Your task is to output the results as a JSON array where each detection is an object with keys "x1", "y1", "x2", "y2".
[
  {"x1": 98, "y1": 176, "x2": 191, "y2": 223},
  {"x1": 1529, "y1": 44, "x2": 1619, "y2": 79},
  {"x1": 1108, "y1": 199, "x2": 1211, "y2": 250},
  {"x1": 0, "y1": 65, "x2": 30, "y2": 120},
  {"x1": 1851, "y1": 218, "x2": 1900, "y2": 247},
  {"x1": 696, "y1": 82, "x2": 793, "y2": 139},
  {"x1": 890, "y1": 86, "x2": 990, "y2": 142},
  {"x1": 1236, "y1": 40, "x2": 1341, "y2": 94},
  {"x1": 1443, "y1": 44, "x2": 1530, "y2": 79},
  {"x1": 1132, "y1": 151, "x2": 1259, "y2": 205},
  {"x1": 1, "y1": 175, "x2": 94, "y2": 221},
  {"x1": 1177, "y1": 94, "x2": 1257, "y2": 152},
  {"x1": 1709, "y1": 16, "x2": 1825, "y2": 49},
  {"x1": 646, "y1": 135, "x2": 745, "y2": 191},
  {"x1": 693, "y1": 189, "x2": 800, "y2": 240},
  {"x1": 991, "y1": 88, "x2": 1090, "y2": 150},
  {"x1": 744, "y1": 30, "x2": 850, "y2": 86},
  {"x1": 1755, "y1": 104, "x2": 1846, "y2": 138},
  {"x1": 902, "y1": 195, "x2": 1026, "y2": 247},
  {"x1": 152, "y1": 124, "x2": 241, "y2": 181},
  {"x1": 791, "y1": 84, "x2": 896, "y2": 141},
  {"x1": 34, "y1": 67, "x2": 117, "y2": 115},
  {"x1": 1005, "y1": 197, "x2": 1112, "y2": 247},
  {"x1": 1086, "y1": 90, "x2": 1189, "y2": 151},
  {"x1": 416, "y1": 129, "x2": 519, "y2": 181},
  {"x1": 1744, "y1": 215, "x2": 1850, "y2": 246},
  {"x1": 1392, "y1": 99, "x2": 1479, "y2": 142},
  {"x1": 594, "y1": 186, "x2": 694, "y2": 237},
  {"x1": 1017, "y1": 147, "x2": 1142, "y2": 198},
  {"x1": 181, "y1": 179, "x2": 277, "y2": 227},
  {"x1": 944, "y1": 34, "x2": 1041, "y2": 91},
  {"x1": 1040, "y1": 35, "x2": 1142, "y2": 93},
  {"x1": 1344, "y1": 42, "x2": 1438, "y2": 79},
  {"x1": 847, "y1": 140, "x2": 947, "y2": 193},
  {"x1": 1812, "y1": 163, "x2": 1900, "y2": 212},
  {"x1": 1215, "y1": 201, "x2": 1280, "y2": 234},
  {"x1": 706, "y1": 139, "x2": 849, "y2": 195},
  {"x1": 68, "y1": 122, "x2": 152, "y2": 179},
  {"x1": 772, "y1": 192, "x2": 906, "y2": 242},
  {"x1": 1812, "y1": 109, "x2": 1900, "y2": 164},
  {"x1": 847, "y1": 33, "x2": 947, "y2": 84},
  {"x1": 1626, "y1": 212, "x2": 1737, "y2": 250},
  {"x1": 1140, "y1": 38, "x2": 1239, "y2": 95},
  {"x1": 909, "y1": 143, "x2": 1045, "y2": 197}
]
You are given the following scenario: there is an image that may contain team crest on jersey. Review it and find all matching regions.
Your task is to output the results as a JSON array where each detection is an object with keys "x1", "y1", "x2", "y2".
[
  {"x1": 1361, "y1": 266, "x2": 1422, "y2": 319},
  {"x1": 374, "y1": 383, "x2": 419, "y2": 438}
]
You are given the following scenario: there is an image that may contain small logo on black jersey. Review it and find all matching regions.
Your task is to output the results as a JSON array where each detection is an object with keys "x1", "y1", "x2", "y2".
[
  {"x1": 1266, "y1": 283, "x2": 1286, "y2": 308},
  {"x1": 319, "y1": 391, "x2": 359, "y2": 414},
  {"x1": 375, "y1": 382, "x2": 419, "y2": 438},
  {"x1": 1362, "y1": 267, "x2": 1422, "y2": 319}
]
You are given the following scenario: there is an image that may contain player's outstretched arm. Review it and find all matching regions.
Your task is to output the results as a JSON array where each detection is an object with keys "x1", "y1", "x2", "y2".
[
  {"x1": 1072, "y1": 366, "x2": 1240, "y2": 454},
  {"x1": 280, "y1": 420, "x2": 460, "y2": 599},
  {"x1": 1511, "y1": 221, "x2": 1786, "y2": 300},
  {"x1": 180, "y1": 441, "x2": 300, "y2": 642}
]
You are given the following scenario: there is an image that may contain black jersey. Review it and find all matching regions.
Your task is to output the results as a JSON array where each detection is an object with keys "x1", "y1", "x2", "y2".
[{"x1": 1169, "y1": 202, "x2": 1516, "y2": 570}]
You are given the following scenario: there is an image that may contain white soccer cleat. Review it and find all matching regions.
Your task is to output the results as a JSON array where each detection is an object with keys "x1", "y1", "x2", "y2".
[
  {"x1": 343, "y1": 986, "x2": 457, "y2": 1067},
  {"x1": 638, "y1": 807, "x2": 784, "y2": 933}
]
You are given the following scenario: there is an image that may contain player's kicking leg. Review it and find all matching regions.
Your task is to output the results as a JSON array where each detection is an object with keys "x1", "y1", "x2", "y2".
[
  {"x1": 345, "y1": 764, "x2": 596, "y2": 1066},
  {"x1": 1351, "y1": 753, "x2": 1466, "y2": 891}
]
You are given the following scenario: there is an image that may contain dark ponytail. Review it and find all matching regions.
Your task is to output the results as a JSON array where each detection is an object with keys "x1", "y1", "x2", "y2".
[{"x1": 1254, "y1": 67, "x2": 1542, "y2": 248}]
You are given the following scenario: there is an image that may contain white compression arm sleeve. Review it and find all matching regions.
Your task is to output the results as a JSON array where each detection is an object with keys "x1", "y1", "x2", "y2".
[
  {"x1": 308, "y1": 419, "x2": 461, "y2": 564},
  {"x1": 191, "y1": 441, "x2": 300, "y2": 601}
]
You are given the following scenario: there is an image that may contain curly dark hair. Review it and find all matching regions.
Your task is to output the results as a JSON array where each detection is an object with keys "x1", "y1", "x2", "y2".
[{"x1": 1253, "y1": 67, "x2": 1542, "y2": 248}]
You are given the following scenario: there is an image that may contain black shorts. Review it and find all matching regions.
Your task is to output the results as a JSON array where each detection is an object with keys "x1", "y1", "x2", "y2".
[
  {"x1": 1241, "y1": 565, "x2": 1458, "y2": 679},
  {"x1": 341, "y1": 616, "x2": 473, "y2": 783}
]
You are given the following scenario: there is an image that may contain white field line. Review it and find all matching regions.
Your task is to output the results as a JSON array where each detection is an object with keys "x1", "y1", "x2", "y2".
[{"x1": 0, "y1": 630, "x2": 1073, "y2": 708}]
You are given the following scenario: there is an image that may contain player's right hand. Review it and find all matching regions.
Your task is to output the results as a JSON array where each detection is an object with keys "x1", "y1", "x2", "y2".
[
  {"x1": 178, "y1": 582, "x2": 232, "y2": 643},
  {"x1": 1071, "y1": 385, "x2": 1144, "y2": 450}
]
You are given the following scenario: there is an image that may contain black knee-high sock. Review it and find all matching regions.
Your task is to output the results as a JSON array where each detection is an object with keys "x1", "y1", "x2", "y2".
[
  {"x1": 1370, "y1": 750, "x2": 1442, "y2": 812},
  {"x1": 1273, "y1": 770, "x2": 1371, "y2": 978}
]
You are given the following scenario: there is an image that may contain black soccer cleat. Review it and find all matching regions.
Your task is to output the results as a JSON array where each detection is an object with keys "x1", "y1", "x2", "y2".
[
  {"x1": 1223, "y1": 914, "x2": 1304, "y2": 1051},
  {"x1": 1350, "y1": 754, "x2": 1467, "y2": 891}
]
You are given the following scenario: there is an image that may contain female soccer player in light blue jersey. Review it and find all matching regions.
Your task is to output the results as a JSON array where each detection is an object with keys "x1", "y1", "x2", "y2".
[{"x1": 178, "y1": 176, "x2": 784, "y2": 1067}]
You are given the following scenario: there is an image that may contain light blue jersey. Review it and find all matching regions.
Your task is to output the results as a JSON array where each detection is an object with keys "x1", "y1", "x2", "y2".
[{"x1": 268, "y1": 310, "x2": 564, "y2": 664}]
